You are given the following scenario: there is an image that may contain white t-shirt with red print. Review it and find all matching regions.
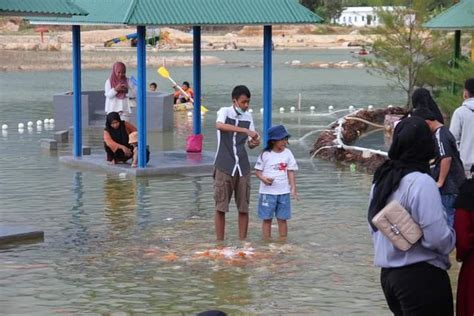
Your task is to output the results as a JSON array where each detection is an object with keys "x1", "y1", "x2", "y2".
[{"x1": 255, "y1": 148, "x2": 298, "y2": 195}]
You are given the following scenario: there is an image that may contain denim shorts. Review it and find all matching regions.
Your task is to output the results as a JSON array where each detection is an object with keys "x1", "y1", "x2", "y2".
[
  {"x1": 441, "y1": 194, "x2": 457, "y2": 228},
  {"x1": 258, "y1": 193, "x2": 291, "y2": 220}
]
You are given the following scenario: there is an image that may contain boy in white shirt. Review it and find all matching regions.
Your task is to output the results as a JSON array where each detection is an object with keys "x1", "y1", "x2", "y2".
[{"x1": 255, "y1": 125, "x2": 298, "y2": 240}]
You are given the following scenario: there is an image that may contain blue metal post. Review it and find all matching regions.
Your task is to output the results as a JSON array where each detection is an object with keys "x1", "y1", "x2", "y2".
[
  {"x1": 137, "y1": 25, "x2": 147, "y2": 168},
  {"x1": 193, "y1": 26, "x2": 202, "y2": 135},
  {"x1": 72, "y1": 25, "x2": 82, "y2": 158},
  {"x1": 263, "y1": 25, "x2": 272, "y2": 145}
]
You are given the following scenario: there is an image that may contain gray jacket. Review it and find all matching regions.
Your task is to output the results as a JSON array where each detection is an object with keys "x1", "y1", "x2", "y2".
[
  {"x1": 450, "y1": 98, "x2": 474, "y2": 171},
  {"x1": 370, "y1": 172, "x2": 455, "y2": 270}
]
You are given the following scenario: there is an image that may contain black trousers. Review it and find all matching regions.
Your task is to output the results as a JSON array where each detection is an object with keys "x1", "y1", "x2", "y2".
[
  {"x1": 380, "y1": 262, "x2": 453, "y2": 316},
  {"x1": 105, "y1": 145, "x2": 132, "y2": 163}
]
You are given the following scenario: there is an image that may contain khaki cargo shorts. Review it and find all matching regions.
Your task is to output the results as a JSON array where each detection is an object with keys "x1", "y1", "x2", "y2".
[{"x1": 213, "y1": 168, "x2": 251, "y2": 213}]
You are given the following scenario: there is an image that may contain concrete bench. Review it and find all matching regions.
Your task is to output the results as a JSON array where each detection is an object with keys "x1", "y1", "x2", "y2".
[
  {"x1": 53, "y1": 91, "x2": 174, "y2": 132},
  {"x1": 0, "y1": 225, "x2": 44, "y2": 245},
  {"x1": 40, "y1": 139, "x2": 58, "y2": 150}
]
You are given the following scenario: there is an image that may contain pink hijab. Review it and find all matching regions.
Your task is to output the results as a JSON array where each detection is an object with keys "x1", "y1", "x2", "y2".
[{"x1": 109, "y1": 62, "x2": 128, "y2": 99}]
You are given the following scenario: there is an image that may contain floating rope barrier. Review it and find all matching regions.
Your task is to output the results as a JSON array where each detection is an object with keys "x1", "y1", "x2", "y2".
[
  {"x1": 310, "y1": 107, "x2": 408, "y2": 173},
  {"x1": 335, "y1": 119, "x2": 388, "y2": 157}
]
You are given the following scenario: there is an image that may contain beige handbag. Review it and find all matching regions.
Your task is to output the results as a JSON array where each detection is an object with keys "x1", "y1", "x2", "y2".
[{"x1": 372, "y1": 200, "x2": 423, "y2": 251}]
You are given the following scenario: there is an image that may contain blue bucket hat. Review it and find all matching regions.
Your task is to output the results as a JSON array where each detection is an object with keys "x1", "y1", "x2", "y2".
[{"x1": 267, "y1": 125, "x2": 290, "y2": 141}]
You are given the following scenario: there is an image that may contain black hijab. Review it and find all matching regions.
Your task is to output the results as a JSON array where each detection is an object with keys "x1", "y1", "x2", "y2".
[
  {"x1": 368, "y1": 116, "x2": 435, "y2": 230},
  {"x1": 105, "y1": 112, "x2": 130, "y2": 146},
  {"x1": 411, "y1": 88, "x2": 444, "y2": 124},
  {"x1": 454, "y1": 179, "x2": 474, "y2": 212}
]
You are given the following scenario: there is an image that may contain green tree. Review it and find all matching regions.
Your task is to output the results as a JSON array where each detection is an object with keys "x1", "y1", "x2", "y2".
[
  {"x1": 430, "y1": 59, "x2": 474, "y2": 117},
  {"x1": 323, "y1": 0, "x2": 344, "y2": 20},
  {"x1": 362, "y1": 0, "x2": 451, "y2": 107},
  {"x1": 299, "y1": 0, "x2": 321, "y2": 11}
]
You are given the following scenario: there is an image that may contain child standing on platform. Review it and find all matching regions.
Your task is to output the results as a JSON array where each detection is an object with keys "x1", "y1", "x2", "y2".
[{"x1": 255, "y1": 125, "x2": 299, "y2": 240}]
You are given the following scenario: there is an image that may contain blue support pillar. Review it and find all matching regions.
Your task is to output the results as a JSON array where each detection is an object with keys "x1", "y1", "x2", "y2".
[
  {"x1": 72, "y1": 25, "x2": 82, "y2": 158},
  {"x1": 137, "y1": 25, "x2": 147, "y2": 168},
  {"x1": 263, "y1": 25, "x2": 272, "y2": 145},
  {"x1": 193, "y1": 26, "x2": 202, "y2": 135}
]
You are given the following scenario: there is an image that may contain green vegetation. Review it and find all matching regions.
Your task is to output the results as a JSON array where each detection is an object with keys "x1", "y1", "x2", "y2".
[
  {"x1": 360, "y1": 0, "x2": 457, "y2": 109},
  {"x1": 430, "y1": 60, "x2": 474, "y2": 117}
]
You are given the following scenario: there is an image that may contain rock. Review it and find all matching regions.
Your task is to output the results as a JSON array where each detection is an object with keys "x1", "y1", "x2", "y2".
[
  {"x1": 291, "y1": 60, "x2": 301, "y2": 66},
  {"x1": 384, "y1": 114, "x2": 404, "y2": 132},
  {"x1": 362, "y1": 150, "x2": 373, "y2": 159},
  {"x1": 355, "y1": 63, "x2": 365, "y2": 68},
  {"x1": 47, "y1": 42, "x2": 61, "y2": 51},
  {"x1": 311, "y1": 107, "x2": 408, "y2": 173},
  {"x1": 38, "y1": 43, "x2": 48, "y2": 50},
  {"x1": 319, "y1": 63, "x2": 329, "y2": 68},
  {"x1": 24, "y1": 43, "x2": 39, "y2": 51},
  {"x1": 83, "y1": 45, "x2": 95, "y2": 51},
  {"x1": 4, "y1": 43, "x2": 19, "y2": 50},
  {"x1": 340, "y1": 63, "x2": 354, "y2": 68},
  {"x1": 5, "y1": 21, "x2": 20, "y2": 32},
  {"x1": 350, "y1": 30, "x2": 361, "y2": 35},
  {"x1": 223, "y1": 42, "x2": 237, "y2": 50}
]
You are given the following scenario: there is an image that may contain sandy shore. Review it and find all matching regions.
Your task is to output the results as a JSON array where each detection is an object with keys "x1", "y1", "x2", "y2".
[{"x1": 0, "y1": 26, "x2": 374, "y2": 72}]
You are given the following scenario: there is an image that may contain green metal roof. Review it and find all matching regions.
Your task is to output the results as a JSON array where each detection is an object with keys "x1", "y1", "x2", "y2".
[
  {"x1": 1, "y1": 0, "x2": 88, "y2": 17},
  {"x1": 29, "y1": 0, "x2": 323, "y2": 26},
  {"x1": 424, "y1": 0, "x2": 474, "y2": 30}
]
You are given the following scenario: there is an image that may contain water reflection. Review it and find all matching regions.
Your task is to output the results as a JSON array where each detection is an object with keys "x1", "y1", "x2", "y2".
[
  {"x1": 189, "y1": 178, "x2": 204, "y2": 218},
  {"x1": 103, "y1": 175, "x2": 137, "y2": 233},
  {"x1": 211, "y1": 269, "x2": 253, "y2": 309},
  {"x1": 66, "y1": 172, "x2": 90, "y2": 251},
  {"x1": 136, "y1": 178, "x2": 151, "y2": 229}
]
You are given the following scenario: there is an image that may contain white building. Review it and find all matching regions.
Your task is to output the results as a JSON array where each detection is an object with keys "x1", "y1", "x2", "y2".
[{"x1": 332, "y1": 7, "x2": 404, "y2": 27}]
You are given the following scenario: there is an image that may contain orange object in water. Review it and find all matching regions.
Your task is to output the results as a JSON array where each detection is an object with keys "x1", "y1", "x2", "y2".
[{"x1": 162, "y1": 253, "x2": 178, "y2": 261}]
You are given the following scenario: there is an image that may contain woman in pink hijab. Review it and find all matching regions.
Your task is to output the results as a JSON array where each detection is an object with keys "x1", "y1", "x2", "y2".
[{"x1": 104, "y1": 62, "x2": 136, "y2": 121}]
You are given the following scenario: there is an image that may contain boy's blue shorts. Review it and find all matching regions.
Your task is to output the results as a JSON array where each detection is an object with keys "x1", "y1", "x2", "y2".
[{"x1": 257, "y1": 193, "x2": 291, "y2": 220}]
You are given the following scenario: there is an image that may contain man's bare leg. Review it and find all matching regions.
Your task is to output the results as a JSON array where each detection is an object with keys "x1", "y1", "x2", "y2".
[
  {"x1": 238, "y1": 212, "x2": 249, "y2": 240},
  {"x1": 215, "y1": 211, "x2": 225, "y2": 241}
]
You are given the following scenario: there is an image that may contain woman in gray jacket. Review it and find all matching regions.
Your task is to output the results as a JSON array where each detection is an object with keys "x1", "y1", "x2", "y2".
[{"x1": 368, "y1": 116, "x2": 455, "y2": 315}]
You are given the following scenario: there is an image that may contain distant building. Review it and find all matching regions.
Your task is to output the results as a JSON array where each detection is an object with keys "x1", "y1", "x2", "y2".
[{"x1": 332, "y1": 6, "x2": 406, "y2": 27}]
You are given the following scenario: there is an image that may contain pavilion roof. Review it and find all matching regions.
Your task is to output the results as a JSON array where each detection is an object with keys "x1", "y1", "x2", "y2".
[
  {"x1": 1, "y1": 0, "x2": 88, "y2": 17},
  {"x1": 28, "y1": 0, "x2": 323, "y2": 26},
  {"x1": 424, "y1": 0, "x2": 474, "y2": 31}
]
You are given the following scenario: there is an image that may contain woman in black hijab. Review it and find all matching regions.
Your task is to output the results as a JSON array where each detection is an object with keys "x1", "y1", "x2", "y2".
[
  {"x1": 368, "y1": 116, "x2": 455, "y2": 315},
  {"x1": 104, "y1": 112, "x2": 136, "y2": 164},
  {"x1": 411, "y1": 87, "x2": 444, "y2": 123}
]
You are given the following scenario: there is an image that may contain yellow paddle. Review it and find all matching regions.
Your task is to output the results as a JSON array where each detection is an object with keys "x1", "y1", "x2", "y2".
[{"x1": 157, "y1": 66, "x2": 208, "y2": 112}]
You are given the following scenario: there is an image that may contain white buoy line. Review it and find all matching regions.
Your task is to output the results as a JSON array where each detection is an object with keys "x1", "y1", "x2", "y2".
[
  {"x1": 1, "y1": 118, "x2": 55, "y2": 134},
  {"x1": 256, "y1": 105, "x2": 359, "y2": 115}
]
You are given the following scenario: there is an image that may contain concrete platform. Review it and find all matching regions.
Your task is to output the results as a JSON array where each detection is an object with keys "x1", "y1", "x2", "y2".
[
  {"x1": 59, "y1": 150, "x2": 216, "y2": 177},
  {"x1": 0, "y1": 225, "x2": 44, "y2": 245}
]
